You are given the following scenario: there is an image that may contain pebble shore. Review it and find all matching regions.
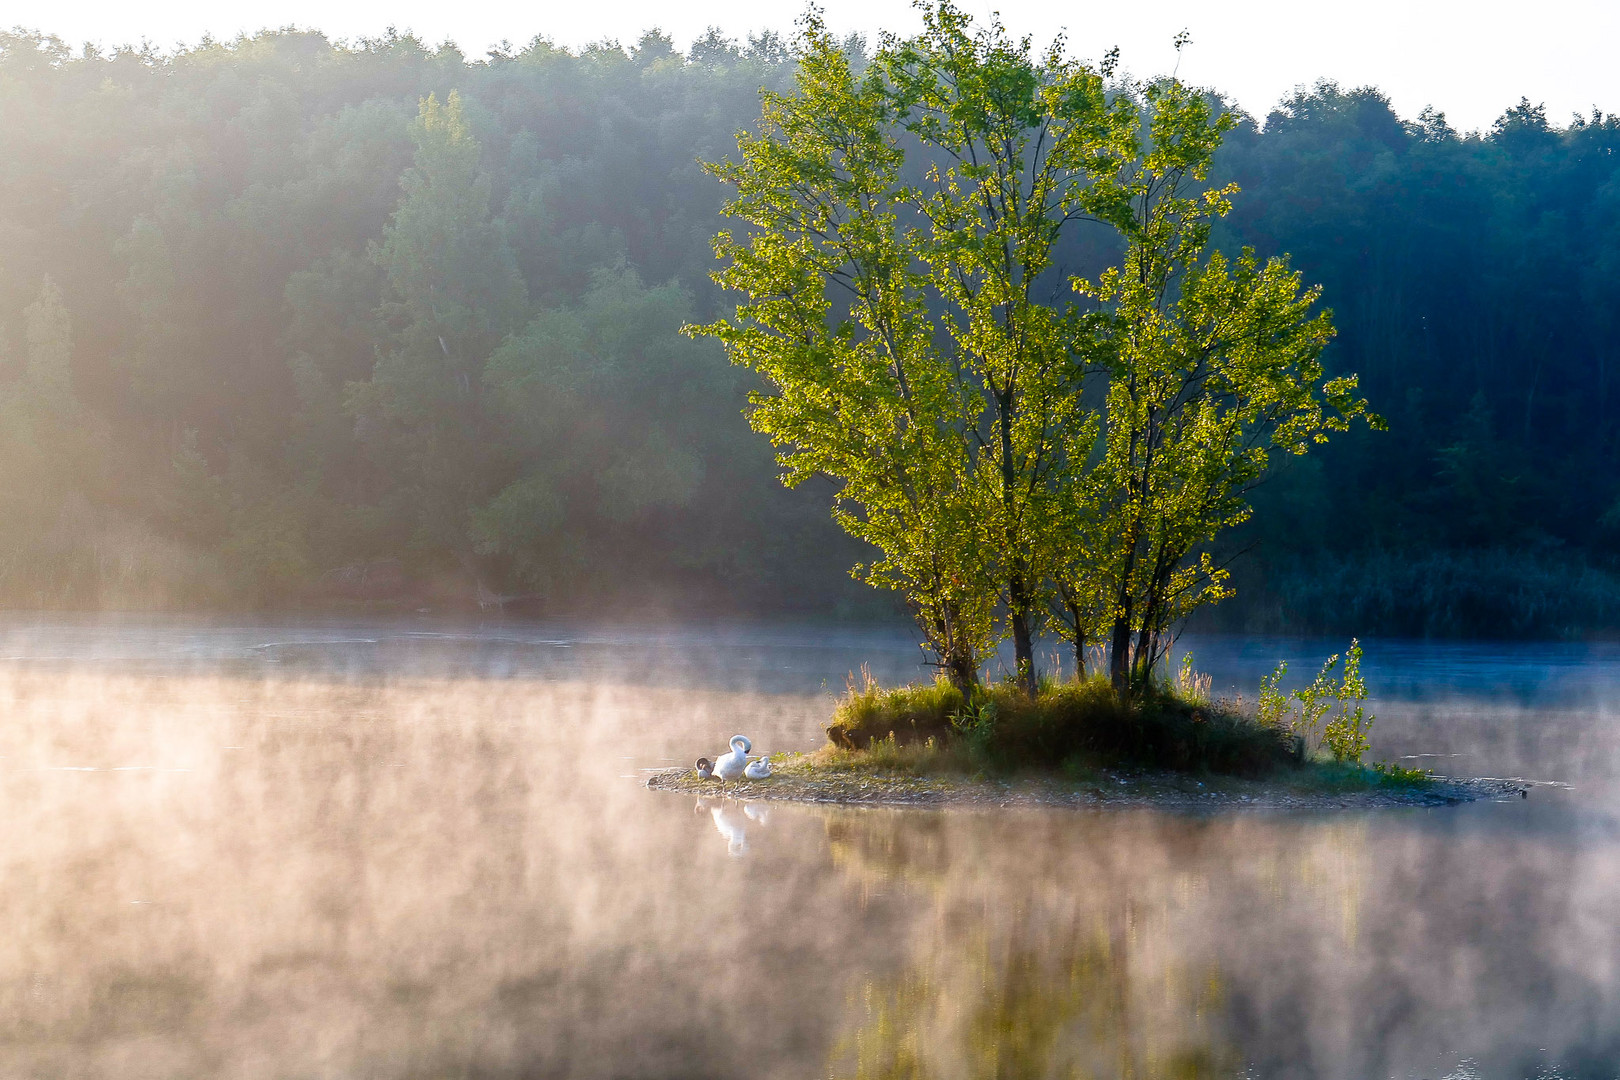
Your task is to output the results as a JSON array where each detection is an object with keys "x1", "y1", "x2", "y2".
[{"x1": 644, "y1": 759, "x2": 1531, "y2": 811}]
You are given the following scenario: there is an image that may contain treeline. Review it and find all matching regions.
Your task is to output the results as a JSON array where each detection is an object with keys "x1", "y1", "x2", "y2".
[
  {"x1": 1214, "y1": 88, "x2": 1620, "y2": 636},
  {"x1": 0, "y1": 27, "x2": 1616, "y2": 633}
]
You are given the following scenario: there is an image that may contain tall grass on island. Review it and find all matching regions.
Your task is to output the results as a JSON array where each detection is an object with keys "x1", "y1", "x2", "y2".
[{"x1": 821, "y1": 643, "x2": 1426, "y2": 788}]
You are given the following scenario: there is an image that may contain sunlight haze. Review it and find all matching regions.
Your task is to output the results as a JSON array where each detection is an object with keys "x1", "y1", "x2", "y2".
[
  {"x1": 15, "y1": 0, "x2": 1614, "y2": 131},
  {"x1": 2, "y1": 0, "x2": 1620, "y2": 1070}
]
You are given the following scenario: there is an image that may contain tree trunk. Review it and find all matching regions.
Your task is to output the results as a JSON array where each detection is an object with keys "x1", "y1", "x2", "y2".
[
  {"x1": 944, "y1": 650, "x2": 977, "y2": 696},
  {"x1": 928, "y1": 604, "x2": 979, "y2": 697},
  {"x1": 1133, "y1": 625, "x2": 1156, "y2": 695},
  {"x1": 1132, "y1": 587, "x2": 1161, "y2": 693},
  {"x1": 1070, "y1": 612, "x2": 1086, "y2": 681},
  {"x1": 1011, "y1": 602, "x2": 1036, "y2": 699},
  {"x1": 1110, "y1": 513, "x2": 1143, "y2": 700},
  {"x1": 1130, "y1": 550, "x2": 1175, "y2": 693},
  {"x1": 1109, "y1": 609, "x2": 1133, "y2": 698}
]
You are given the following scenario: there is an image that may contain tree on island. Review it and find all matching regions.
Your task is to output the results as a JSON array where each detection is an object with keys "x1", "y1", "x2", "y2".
[
  {"x1": 1078, "y1": 77, "x2": 1381, "y2": 697},
  {"x1": 692, "y1": 3, "x2": 1377, "y2": 701}
]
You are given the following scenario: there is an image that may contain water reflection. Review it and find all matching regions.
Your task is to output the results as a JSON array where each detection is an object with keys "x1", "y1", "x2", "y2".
[
  {"x1": 0, "y1": 622, "x2": 1610, "y2": 1076},
  {"x1": 698, "y1": 798, "x2": 770, "y2": 856},
  {"x1": 813, "y1": 804, "x2": 1620, "y2": 1079},
  {"x1": 823, "y1": 810, "x2": 1364, "y2": 1079}
]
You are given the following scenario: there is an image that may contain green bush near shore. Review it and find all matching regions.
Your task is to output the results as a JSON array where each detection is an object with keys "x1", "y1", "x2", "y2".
[
  {"x1": 825, "y1": 672, "x2": 1424, "y2": 785},
  {"x1": 828, "y1": 674, "x2": 1305, "y2": 777}
]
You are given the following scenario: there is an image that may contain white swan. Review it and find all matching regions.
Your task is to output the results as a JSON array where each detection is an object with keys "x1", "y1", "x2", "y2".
[
  {"x1": 713, "y1": 735, "x2": 752, "y2": 787},
  {"x1": 694, "y1": 757, "x2": 714, "y2": 780},
  {"x1": 745, "y1": 756, "x2": 772, "y2": 780}
]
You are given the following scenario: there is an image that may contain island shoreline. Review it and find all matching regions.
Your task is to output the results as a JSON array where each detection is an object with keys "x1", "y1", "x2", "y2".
[{"x1": 644, "y1": 766, "x2": 1534, "y2": 812}]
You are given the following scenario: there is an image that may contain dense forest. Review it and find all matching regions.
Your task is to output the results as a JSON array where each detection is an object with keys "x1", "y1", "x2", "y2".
[{"x1": 0, "y1": 27, "x2": 1617, "y2": 636}]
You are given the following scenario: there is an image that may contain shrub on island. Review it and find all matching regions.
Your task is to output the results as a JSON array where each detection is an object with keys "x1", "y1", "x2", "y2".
[
  {"x1": 824, "y1": 642, "x2": 1410, "y2": 784},
  {"x1": 828, "y1": 674, "x2": 1299, "y2": 777}
]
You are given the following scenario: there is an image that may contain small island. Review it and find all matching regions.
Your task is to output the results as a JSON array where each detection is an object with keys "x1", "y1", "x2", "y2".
[
  {"x1": 648, "y1": 656, "x2": 1526, "y2": 811},
  {"x1": 645, "y1": 761, "x2": 1518, "y2": 811}
]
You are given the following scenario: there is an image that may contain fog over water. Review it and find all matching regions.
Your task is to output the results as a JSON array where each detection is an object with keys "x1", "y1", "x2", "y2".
[{"x1": 0, "y1": 617, "x2": 1615, "y2": 1078}]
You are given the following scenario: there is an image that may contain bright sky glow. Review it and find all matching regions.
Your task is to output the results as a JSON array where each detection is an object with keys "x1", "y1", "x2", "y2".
[{"x1": 10, "y1": 0, "x2": 1613, "y2": 133}]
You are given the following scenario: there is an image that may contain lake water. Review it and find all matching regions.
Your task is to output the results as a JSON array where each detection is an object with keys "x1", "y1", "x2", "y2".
[{"x1": 0, "y1": 616, "x2": 1614, "y2": 1079}]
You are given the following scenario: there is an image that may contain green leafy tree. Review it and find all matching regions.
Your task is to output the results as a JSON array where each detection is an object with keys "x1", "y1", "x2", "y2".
[
  {"x1": 347, "y1": 90, "x2": 527, "y2": 574},
  {"x1": 691, "y1": 4, "x2": 1138, "y2": 692},
  {"x1": 1077, "y1": 77, "x2": 1380, "y2": 696},
  {"x1": 478, "y1": 267, "x2": 716, "y2": 594},
  {"x1": 696, "y1": 7, "x2": 1373, "y2": 700}
]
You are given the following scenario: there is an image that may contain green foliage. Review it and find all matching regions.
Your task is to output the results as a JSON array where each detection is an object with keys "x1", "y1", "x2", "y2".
[
  {"x1": 346, "y1": 91, "x2": 526, "y2": 562},
  {"x1": 1256, "y1": 661, "x2": 1291, "y2": 729},
  {"x1": 1079, "y1": 77, "x2": 1379, "y2": 696},
  {"x1": 0, "y1": 25, "x2": 1612, "y2": 627},
  {"x1": 690, "y1": 4, "x2": 1128, "y2": 686},
  {"x1": 0, "y1": 28, "x2": 824, "y2": 611},
  {"x1": 950, "y1": 687, "x2": 1004, "y2": 760},
  {"x1": 1320, "y1": 640, "x2": 1373, "y2": 764},
  {"x1": 830, "y1": 672, "x2": 966, "y2": 750},
  {"x1": 1257, "y1": 639, "x2": 1375, "y2": 764},
  {"x1": 1290, "y1": 657, "x2": 1338, "y2": 750},
  {"x1": 476, "y1": 267, "x2": 719, "y2": 591},
  {"x1": 814, "y1": 732, "x2": 965, "y2": 776},
  {"x1": 23, "y1": 276, "x2": 73, "y2": 407},
  {"x1": 827, "y1": 672, "x2": 1297, "y2": 776},
  {"x1": 695, "y1": 3, "x2": 1371, "y2": 700},
  {"x1": 1174, "y1": 653, "x2": 1213, "y2": 705},
  {"x1": 1370, "y1": 760, "x2": 1432, "y2": 785},
  {"x1": 167, "y1": 430, "x2": 229, "y2": 545},
  {"x1": 1273, "y1": 759, "x2": 1428, "y2": 794}
]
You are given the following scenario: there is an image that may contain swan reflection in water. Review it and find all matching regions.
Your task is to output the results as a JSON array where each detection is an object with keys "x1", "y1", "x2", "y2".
[{"x1": 695, "y1": 798, "x2": 769, "y2": 857}]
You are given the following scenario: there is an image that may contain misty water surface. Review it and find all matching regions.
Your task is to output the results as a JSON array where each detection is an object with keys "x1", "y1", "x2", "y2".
[{"x1": 0, "y1": 616, "x2": 1614, "y2": 1079}]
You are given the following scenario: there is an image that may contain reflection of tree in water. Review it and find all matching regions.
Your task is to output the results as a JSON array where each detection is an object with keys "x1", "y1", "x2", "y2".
[
  {"x1": 833, "y1": 915, "x2": 1237, "y2": 1079},
  {"x1": 822, "y1": 809, "x2": 1373, "y2": 1079}
]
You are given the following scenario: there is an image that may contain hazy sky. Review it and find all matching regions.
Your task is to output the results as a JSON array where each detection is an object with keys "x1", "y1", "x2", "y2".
[{"x1": 13, "y1": 0, "x2": 1612, "y2": 132}]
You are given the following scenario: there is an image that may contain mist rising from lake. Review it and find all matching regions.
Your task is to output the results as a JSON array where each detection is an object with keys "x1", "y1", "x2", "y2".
[{"x1": 0, "y1": 618, "x2": 1612, "y2": 1078}]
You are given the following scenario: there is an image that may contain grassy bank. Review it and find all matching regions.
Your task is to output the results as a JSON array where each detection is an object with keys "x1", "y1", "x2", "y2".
[
  {"x1": 815, "y1": 672, "x2": 1428, "y2": 793},
  {"x1": 647, "y1": 742, "x2": 1495, "y2": 809}
]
